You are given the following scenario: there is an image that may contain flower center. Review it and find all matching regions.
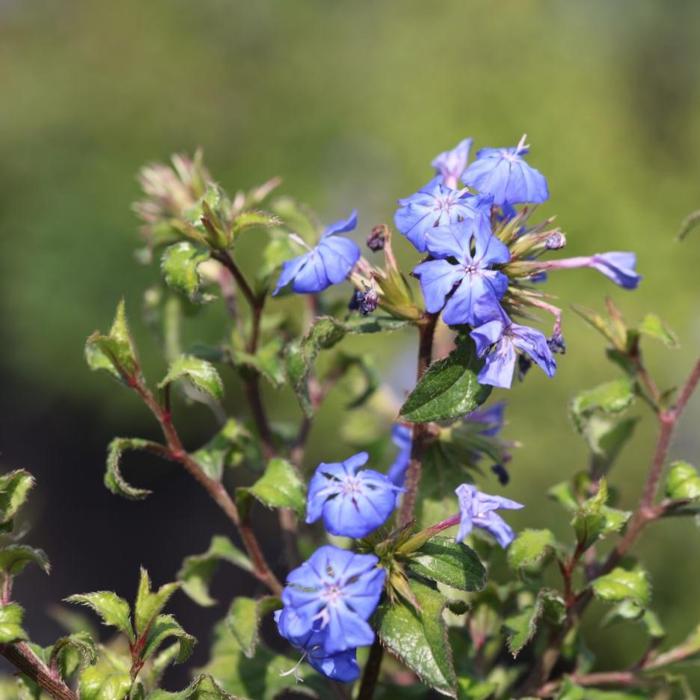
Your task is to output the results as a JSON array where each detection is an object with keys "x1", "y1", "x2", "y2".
[
  {"x1": 341, "y1": 476, "x2": 363, "y2": 496},
  {"x1": 322, "y1": 584, "x2": 343, "y2": 606}
]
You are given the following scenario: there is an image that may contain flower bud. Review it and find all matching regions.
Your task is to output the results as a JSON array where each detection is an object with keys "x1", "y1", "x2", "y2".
[
  {"x1": 367, "y1": 225, "x2": 387, "y2": 252},
  {"x1": 545, "y1": 231, "x2": 567, "y2": 250}
]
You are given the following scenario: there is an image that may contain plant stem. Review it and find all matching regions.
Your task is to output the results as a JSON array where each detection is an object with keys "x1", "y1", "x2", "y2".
[
  {"x1": 356, "y1": 639, "x2": 384, "y2": 700},
  {"x1": 397, "y1": 313, "x2": 438, "y2": 527},
  {"x1": 1, "y1": 642, "x2": 77, "y2": 700}
]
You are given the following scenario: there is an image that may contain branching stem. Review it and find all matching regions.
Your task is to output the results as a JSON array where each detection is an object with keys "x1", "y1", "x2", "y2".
[{"x1": 1, "y1": 642, "x2": 77, "y2": 700}]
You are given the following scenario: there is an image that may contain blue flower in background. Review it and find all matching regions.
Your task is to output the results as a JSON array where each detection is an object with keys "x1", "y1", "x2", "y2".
[
  {"x1": 306, "y1": 452, "x2": 403, "y2": 538},
  {"x1": 279, "y1": 545, "x2": 385, "y2": 655},
  {"x1": 589, "y1": 252, "x2": 641, "y2": 289},
  {"x1": 470, "y1": 308, "x2": 556, "y2": 389},
  {"x1": 394, "y1": 177, "x2": 491, "y2": 253},
  {"x1": 463, "y1": 136, "x2": 548, "y2": 206},
  {"x1": 387, "y1": 424, "x2": 412, "y2": 487},
  {"x1": 275, "y1": 609, "x2": 360, "y2": 682},
  {"x1": 455, "y1": 483, "x2": 523, "y2": 548},
  {"x1": 414, "y1": 219, "x2": 510, "y2": 326},
  {"x1": 431, "y1": 137, "x2": 472, "y2": 188},
  {"x1": 274, "y1": 211, "x2": 360, "y2": 294},
  {"x1": 468, "y1": 402, "x2": 506, "y2": 437}
]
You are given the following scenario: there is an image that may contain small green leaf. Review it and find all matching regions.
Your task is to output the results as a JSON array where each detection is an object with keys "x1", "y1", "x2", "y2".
[
  {"x1": 507, "y1": 529, "x2": 556, "y2": 571},
  {"x1": 50, "y1": 631, "x2": 97, "y2": 675},
  {"x1": 160, "y1": 355, "x2": 224, "y2": 401},
  {"x1": 547, "y1": 481, "x2": 579, "y2": 512},
  {"x1": 570, "y1": 378, "x2": 635, "y2": 432},
  {"x1": 638, "y1": 313, "x2": 679, "y2": 349},
  {"x1": 582, "y1": 415, "x2": 638, "y2": 477},
  {"x1": 142, "y1": 614, "x2": 195, "y2": 664},
  {"x1": 134, "y1": 568, "x2": 179, "y2": 637},
  {"x1": 503, "y1": 595, "x2": 544, "y2": 657},
  {"x1": 161, "y1": 242, "x2": 212, "y2": 303},
  {"x1": 177, "y1": 536, "x2": 253, "y2": 607},
  {"x1": 376, "y1": 580, "x2": 457, "y2": 697},
  {"x1": 665, "y1": 461, "x2": 700, "y2": 501},
  {"x1": 231, "y1": 210, "x2": 280, "y2": 237},
  {"x1": 79, "y1": 664, "x2": 132, "y2": 700},
  {"x1": 105, "y1": 438, "x2": 165, "y2": 500},
  {"x1": 400, "y1": 339, "x2": 491, "y2": 423},
  {"x1": 0, "y1": 545, "x2": 50, "y2": 577},
  {"x1": 572, "y1": 480, "x2": 631, "y2": 551},
  {"x1": 0, "y1": 470, "x2": 35, "y2": 525},
  {"x1": 592, "y1": 567, "x2": 650, "y2": 609},
  {"x1": 406, "y1": 537, "x2": 486, "y2": 592},
  {"x1": 226, "y1": 596, "x2": 281, "y2": 659},
  {"x1": 231, "y1": 339, "x2": 286, "y2": 389},
  {"x1": 85, "y1": 300, "x2": 140, "y2": 384},
  {"x1": 540, "y1": 589, "x2": 566, "y2": 625},
  {"x1": 238, "y1": 458, "x2": 305, "y2": 517},
  {"x1": 147, "y1": 674, "x2": 234, "y2": 700},
  {"x1": 66, "y1": 592, "x2": 134, "y2": 641},
  {"x1": 192, "y1": 420, "x2": 259, "y2": 482},
  {"x1": 0, "y1": 603, "x2": 28, "y2": 643}
]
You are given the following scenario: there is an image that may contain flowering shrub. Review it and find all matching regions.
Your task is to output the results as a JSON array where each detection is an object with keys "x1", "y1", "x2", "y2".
[{"x1": 1, "y1": 137, "x2": 699, "y2": 700}]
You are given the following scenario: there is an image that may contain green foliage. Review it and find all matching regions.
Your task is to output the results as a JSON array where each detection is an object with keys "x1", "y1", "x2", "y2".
[
  {"x1": 405, "y1": 537, "x2": 486, "y2": 592},
  {"x1": 0, "y1": 470, "x2": 34, "y2": 527},
  {"x1": 0, "y1": 603, "x2": 28, "y2": 643},
  {"x1": 160, "y1": 242, "x2": 212, "y2": 304},
  {"x1": 226, "y1": 596, "x2": 281, "y2": 659},
  {"x1": 236, "y1": 458, "x2": 305, "y2": 517},
  {"x1": 147, "y1": 674, "x2": 234, "y2": 700},
  {"x1": 142, "y1": 614, "x2": 195, "y2": 664},
  {"x1": 79, "y1": 659, "x2": 132, "y2": 700},
  {"x1": 134, "y1": 568, "x2": 179, "y2": 637},
  {"x1": 638, "y1": 313, "x2": 679, "y2": 349},
  {"x1": 591, "y1": 567, "x2": 651, "y2": 609},
  {"x1": 571, "y1": 480, "x2": 630, "y2": 551},
  {"x1": 0, "y1": 544, "x2": 50, "y2": 577},
  {"x1": 230, "y1": 338, "x2": 286, "y2": 389},
  {"x1": 50, "y1": 631, "x2": 98, "y2": 676},
  {"x1": 66, "y1": 592, "x2": 134, "y2": 641},
  {"x1": 105, "y1": 437, "x2": 163, "y2": 500},
  {"x1": 192, "y1": 420, "x2": 259, "y2": 482},
  {"x1": 665, "y1": 461, "x2": 700, "y2": 501},
  {"x1": 159, "y1": 355, "x2": 224, "y2": 401},
  {"x1": 400, "y1": 339, "x2": 491, "y2": 423},
  {"x1": 507, "y1": 529, "x2": 556, "y2": 572}
]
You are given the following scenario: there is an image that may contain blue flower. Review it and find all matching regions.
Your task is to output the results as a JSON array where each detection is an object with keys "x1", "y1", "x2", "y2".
[
  {"x1": 274, "y1": 609, "x2": 360, "y2": 682},
  {"x1": 468, "y1": 402, "x2": 506, "y2": 437},
  {"x1": 462, "y1": 137, "x2": 548, "y2": 206},
  {"x1": 394, "y1": 177, "x2": 491, "y2": 253},
  {"x1": 279, "y1": 545, "x2": 385, "y2": 655},
  {"x1": 413, "y1": 219, "x2": 510, "y2": 326},
  {"x1": 274, "y1": 211, "x2": 360, "y2": 294},
  {"x1": 455, "y1": 483, "x2": 523, "y2": 548},
  {"x1": 306, "y1": 452, "x2": 403, "y2": 538},
  {"x1": 386, "y1": 424, "x2": 412, "y2": 487},
  {"x1": 589, "y1": 252, "x2": 641, "y2": 290},
  {"x1": 470, "y1": 309, "x2": 556, "y2": 389},
  {"x1": 431, "y1": 137, "x2": 472, "y2": 188}
]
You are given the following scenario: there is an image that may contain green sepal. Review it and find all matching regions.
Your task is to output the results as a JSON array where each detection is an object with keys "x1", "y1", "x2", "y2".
[
  {"x1": 65, "y1": 591, "x2": 134, "y2": 642},
  {"x1": 400, "y1": 339, "x2": 491, "y2": 423},
  {"x1": 665, "y1": 461, "x2": 700, "y2": 501},
  {"x1": 177, "y1": 536, "x2": 253, "y2": 607},
  {"x1": 591, "y1": 567, "x2": 650, "y2": 610},
  {"x1": 134, "y1": 568, "x2": 179, "y2": 637},
  {"x1": 142, "y1": 614, "x2": 195, "y2": 664},
  {"x1": 376, "y1": 579, "x2": 457, "y2": 697},
  {"x1": 507, "y1": 529, "x2": 556, "y2": 572},
  {"x1": 236, "y1": 458, "x2": 305, "y2": 517},
  {"x1": 0, "y1": 603, "x2": 28, "y2": 643},
  {"x1": 160, "y1": 242, "x2": 213, "y2": 304},
  {"x1": 159, "y1": 355, "x2": 224, "y2": 401},
  {"x1": 0, "y1": 544, "x2": 50, "y2": 577},
  {"x1": 105, "y1": 438, "x2": 165, "y2": 500},
  {"x1": 0, "y1": 469, "x2": 35, "y2": 526},
  {"x1": 226, "y1": 596, "x2": 282, "y2": 659}
]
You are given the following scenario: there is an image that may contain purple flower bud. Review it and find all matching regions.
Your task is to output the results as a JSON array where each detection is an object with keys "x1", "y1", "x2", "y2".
[
  {"x1": 491, "y1": 464, "x2": 510, "y2": 486},
  {"x1": 349, "y1": 289, "x2": 378, "y2": 316},
  {"x1": 545, "y1": 232, "x2": 567, "y2": 250},
  {"x1": 547, "y1": 331, "x2": 566, "y2": 354},
  {"x1": 366, "y1": 225, "x2": 386, "y2": 252}
]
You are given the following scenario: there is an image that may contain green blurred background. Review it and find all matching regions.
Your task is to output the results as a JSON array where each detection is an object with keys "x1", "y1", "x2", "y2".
[{"x1": 1, "y1": 0, "x2": 700, "y2": 691}]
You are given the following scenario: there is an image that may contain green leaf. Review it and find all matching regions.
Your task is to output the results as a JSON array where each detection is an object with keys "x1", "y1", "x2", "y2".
[
  {"x1": 134, "y1": 568, "x2": 179, "y2": 637},
  {"x1": 376, "y1": 580, "x2": 457, "y2": 697},
  {"x1": 238, "y1": 458, "x2": 305, "y2": 517},
  {"x1": 79, "y1": 664, "x2": 132, "y2": 700},
  {"x1": 547, "y1": 481, "x2": 579, "y2": 512},
  {"x1": 503, "y1": 595, "x2": 544, "y2": 657},
  {"x1": 582, "y1": 415, "x2": 638, "y2": 476},
  {"x1": 457, "y1": 677, "x2": 499, "y2": 700},
  {"x1": 142, "y1": 614, "x2": 195, "y2": 664},
  {"x1": 400, "y1": 339, "x2": 491, "y2": 423},
  {"x1": 406, "y1": 537, "x2": 486, "y2": 592},
  {"x1": 226, "y1": 596, "x2": 281, "y2": 659},
  {"x1": 85, "y1": 300, "x2": 140, "y2": 383},
  {"x1": 160, "y1": 355, "x2": 224, "y2": 401},
  {"x1": 540, "y1": 589, "x2": 566, "y2": 625},
  {"x1": 231, "y1": 210, "x2": 280, "y2": 237},
  {"x1": 105, "y1": 438, "x2": 166, "y2": 500},
  {"x1": 147, "y1": 675, "x2": 234, "y2": 700},
  {"x1": 0, "y1": 470, "x2": 35, "y2": 525},
  {"x1": 572, "y1": 480, "x2": 631, "y2": 551},
  {"x1": 192, "y1": 420, "x2": 259, "y2": 482},
  {"x1": 161, "y1": 242, "x2": 212, "y2": 303},
  {"x1": 0, "y1": 603, "x2": 28, "y2": 643},
  {"x1": 591, "y1": 567, "x2": 650, "y2": 609},
  {"x1": 177, "y1": 536, "x2": 253, "y2": 607},
  {"x1": 570, "y1": 378, "x2": 635, "y2": 432},
  {"x1": 665, "y1": 461, "x2": 700, "y2": 501},
  {"x1": 50, "y1": 631, "x2": 98, "y2": 676},
  {"x1": 557, "y1": 678, "x2": 648, "y2": 700},
  {"x1": 66, "y1": 592, "x2": 134, "y2": 641},
  {"x1": 231, "y1": 338, "x2": 286, "y2": 389},
  {"x1": 638, "y1": 313, "x2": 679, "y2": 349},
  {"x1": 0, "y1": 545, "x2": 50, "y2": 577},
  {"x1": 507, "y1": 529, "x2": 556, "y2": 571}
]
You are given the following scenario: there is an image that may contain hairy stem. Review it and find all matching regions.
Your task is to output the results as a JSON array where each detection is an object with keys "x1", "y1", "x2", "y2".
[
  {"x1": 1, "y1": 643, "x2": 77, "y2": 700},
  {"x1": 356, "y1": 639, "x2": 384, "y2": 700}
]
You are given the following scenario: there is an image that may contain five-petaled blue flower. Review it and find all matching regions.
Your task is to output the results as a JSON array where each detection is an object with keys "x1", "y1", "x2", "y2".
[
  {"x1": 455, "y1": 483, "x2": 523, "y2": 548},
  {"x1": 306, "y1": 452, "x2": 403, "y2": 538},
  {"x1": 462, "y1": 137, "x2": 548, "y2": 206},
  {"x1": 274, "y1": 211, "x2": 360, "y2": 294},
  {"x1": 386, "y1": 424, "x2": 412, "y2": 487},
  {"x1": 414, "y1": 219, "x2": 510, "y2": 326},
  {"x1": 279, "y1": 545, "x2": 385, "y2": 655},
  {"x1": 394, "y1": 177, "x2": 491, "y2": 253},
  {"x1": 274, "y1": 609, "x2": 360, "y2": 682},
  {"x1": 470, "y1": 308, "x2": 556, "y2": 389},
  {"x1": 431, "y1": 137, "x2": 472, "y2": 188}
]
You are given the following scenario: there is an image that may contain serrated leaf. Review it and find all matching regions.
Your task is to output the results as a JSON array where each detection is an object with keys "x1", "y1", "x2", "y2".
[
  {"x1": 507, "y1": 529, "x2": 556, "y2": 571},
  {"x1": 231, "y1": 338, "x2": 286, "y2": 389},
  {"x1": 547, "y1": 481, "x2": 579, "y2": 512},
  {"x1": 134, "y1": 568, "x2": 179, "y2": 637},
  {"x1": 540, "y1": 589, "x2": 566, "y2": 625},
  {"x1": 376, "y1": 580, "x2": 457, "y2": 697},
  {"x1": 66, "y1": 592, "x2": 134, "y2": 641},
  {"x1": 177, "y1": 536, "x2": 253, "y2": 607},
  {"x1": 79, "y1": 664, "x2": 132, "y2": 700},
  {"x1": 160, "y1": 355, "x2": 224, "y2": 401},
  {"x1": 0, "y1": 603, "x2": 28, "y2": 643},
  {"x1": 406, "y1": 537, "x2": 486, "y2": 592},
  {"x1": 503, "y1": 596, "x2": 543, "y2": 657},
  {"x1": 238, "y1": 458, "x2": 305, "y2": 517},
  {"x1": 0, "y1": 545, "x2": 50, "y2": 577},
  {"x1": 142, "y1": 614, "x2": 194, "y2": 664},
  {"x1": 192, "y1": 420, "x2": 259, "y2": 482},
  {"x1": 0, "y1": 470, "x2": 35, "y2": 525},
  {"x1": 665, "y1": 462, "x2": 700, "y2": 501},
  {"x1": 572, "y1": 480, "x2": 631, "y2": 550},
  {"x1": 147, "y1": 674, "x2": 235, "y2": 700},
  {"x1": 161, "y1": 242, "x2": 212, "y2": 304},
  {"x1": 85, "y1": 300, "x2": 140, "y2": 383},
  {"x1": 592, "y1": 567, "x2": 650, "y2": 608},
  {"x1": 570, "y1": 378, "x2": 635, "y2": 432},
  {"x1": 50, "y1": 631, "x2": 97, "y2": 675},
  {"x1": 400, "y1": 340, "x2": 491, "y2": 423},
  {"x1": 582, "y1": 415, "x2": 638, "y2": 476},
  {"x1": 105, "y1": 438, "x2": 165, "y2": 500},
  {"x1": 639, "y1": 313, "x2": 679, "y2": 349},
  {"x1": 226, "y1": 596, "x2": 281, "y2": 659},
  {"x1": 231, "y1": 210, "x2": 280, "y2": 237}
]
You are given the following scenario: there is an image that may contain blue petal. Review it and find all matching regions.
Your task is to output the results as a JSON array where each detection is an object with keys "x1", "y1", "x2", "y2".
[
  {"x1": 442, "y1": 271, "x2": 507, "y2": 326},
  {"x1": 322, "y1": 606, "x2": 375, "y2": 654},
  {"x1": 470, "y1": 319, "x2": 506, "y2": 357},
  {"x1": 317, "y1": 236, "x2": 360, "y2": 284},
  {"x1": 511, "y1": 323, "x2": 557, "y2": 378},
  {"x1": 424, "y1": 222, "x2": 471, "y2": 260},
  {"x1": 475, "y1": 511, "x2": 516, "y2": 548},
  {"x1": 478, "y1": 338, "x2": 517, "y2": 389},
  {"x1": 590, "y1": 252, "x2": 641, "y2": 290},
  {"x1": 474, "y1": 226, "x2": 511, "y2": 266},
  {"x1": 308, "y1": 648, "x2": 360, "y2": 682},
  {"x1": 431, "y1": 137, "x2": 472, "y2": 184},
  {"x1": 273, "y1": 253, "x2": 311, "y2": 295},
  {"x1": 323, "y1": 210, "x2": 358, "y2": 237},
  {"x1": 413, "y1": 259, "x2": 462, "y2": 314},
  {"x1": 291, "y1": 249, "x2": 330, "y2": 293}
]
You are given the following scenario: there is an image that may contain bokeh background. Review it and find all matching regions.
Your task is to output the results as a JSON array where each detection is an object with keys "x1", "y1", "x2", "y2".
[{"x1": 1, "y1": 0, "x2": 700, "y2": 692}]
